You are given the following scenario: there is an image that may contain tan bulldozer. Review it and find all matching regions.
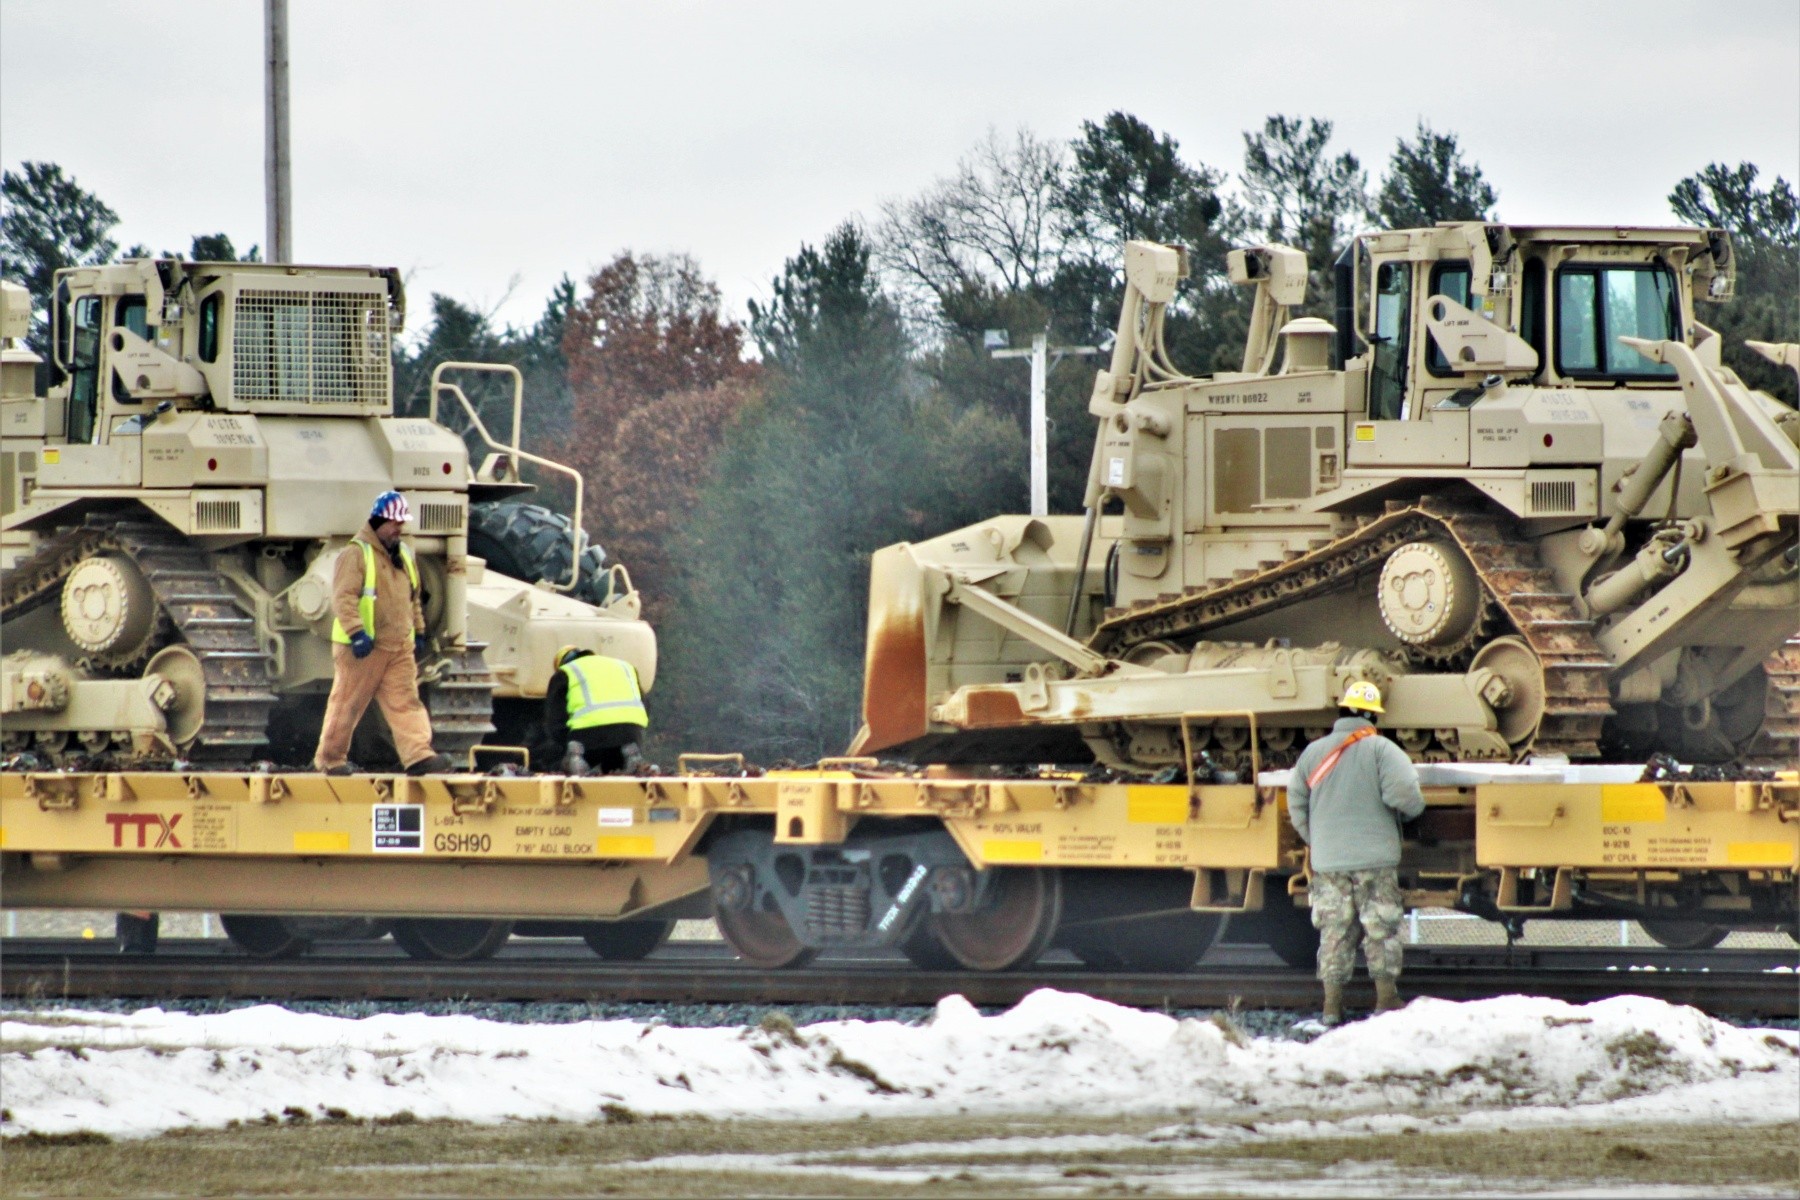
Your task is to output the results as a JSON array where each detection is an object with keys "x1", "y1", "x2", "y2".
[
  {"x1": 856, "y1": 224, "x2": 1800, "y2": 770},
  {"x1": 0, "y1": 261, "x2": 652, "y2": 766}
]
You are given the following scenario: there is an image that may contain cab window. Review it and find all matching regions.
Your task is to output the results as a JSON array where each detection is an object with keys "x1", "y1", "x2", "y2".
[
  {"x1": 66, "y1": 296, "x2": 103, "y2": 443},
  {"x1": 1368, "y1": 261, "x2": 1411, "y2": 419},
  {"x1": 1424, "y1": 262, "x2": 1472, "y2": 376},
  {"x1": 1519, "y1": 258, "x2": 1547, "y2": 376},
  {"x1": 199, "y1": 293, "x2": 222, "y2": 363},
  {"x1": 111, "y1": 297, "x2": 148, "y2": 403},
  {"x1": 114, "y1": 296, "x2": 148, "y2": 339},
  {"x1": 1555, "y1": 266, "x2": 1679, "y2": 379}
]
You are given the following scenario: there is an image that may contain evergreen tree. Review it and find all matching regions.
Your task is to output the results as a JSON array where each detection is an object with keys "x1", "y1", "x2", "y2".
[
  {"x1": 661, "y1": 224, "x2": 1021, "y2": 760},
  {"x1": 1240, "y1": 115, "x2": 1368, "y2": 296},
  {"x1": 0, "y1": 162, "x2": 120, "y2": 355},
  {"x1": 1374, "y1": 123, "x2": 1498, "y2": 229},
  {"x1": 187, "y1": 233, "x2": 261, "y2": 262},
  {"x1": 1055, "y1": 112, "x2": 1245, "y2": 424},
  {"x1": 1059, "y1": 112, "x2": 1227, "y2": 256},
  {"x1": 1670, "y1": 162, "x2": 1799, "y2": 405}
]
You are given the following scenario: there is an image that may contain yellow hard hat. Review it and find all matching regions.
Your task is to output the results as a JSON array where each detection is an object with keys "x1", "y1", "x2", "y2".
[
  {"x1": 555, "y1": 645, "x2": 582, "y2": 668},
  {"x1": 1340, "y1": 680, "x2": 1385, "y2": 713}
]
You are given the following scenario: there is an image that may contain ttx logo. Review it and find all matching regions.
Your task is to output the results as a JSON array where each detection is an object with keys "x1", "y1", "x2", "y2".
[{"x1": 106, "y1": 812, "x2": 183, "y2": 849}]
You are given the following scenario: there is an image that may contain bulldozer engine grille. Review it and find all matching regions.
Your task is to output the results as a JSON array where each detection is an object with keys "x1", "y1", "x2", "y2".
[
  {"x1": 233, "y1": 290, "x2": 391, "y2": 407},
  {"x1": 192, "y1": 498, "x2": 243, "y2": 532},
  {"x1": 1529, "y1": 479, "x2": 1578, "y2": 515},
  {"x1": 415, "y1": 500, "x2": 465, "y2": 534}
]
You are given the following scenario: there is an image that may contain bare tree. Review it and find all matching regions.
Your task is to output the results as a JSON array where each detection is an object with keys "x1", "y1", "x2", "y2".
[{"x1": 876, "y1": 127, "x2": 1070, "y2": 332}]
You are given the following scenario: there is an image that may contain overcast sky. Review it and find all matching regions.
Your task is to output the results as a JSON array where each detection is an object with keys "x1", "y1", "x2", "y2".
[{"x1": 4, "y1": 1, "x2": 1796, "y2": 338}]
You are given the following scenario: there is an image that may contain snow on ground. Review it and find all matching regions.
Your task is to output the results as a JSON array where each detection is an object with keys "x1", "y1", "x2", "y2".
[{"x1": 2, "y1": 990, "x2": 1795, "y2": 1140}]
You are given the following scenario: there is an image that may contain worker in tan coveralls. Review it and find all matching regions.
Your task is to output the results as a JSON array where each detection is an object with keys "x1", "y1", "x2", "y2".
[
  {"x1": 1287, "y1": 680, "x2": 1425, "y2": 1026},
  {"x1": 312, "y1": 491, "x2": 454, "y2": 776}
]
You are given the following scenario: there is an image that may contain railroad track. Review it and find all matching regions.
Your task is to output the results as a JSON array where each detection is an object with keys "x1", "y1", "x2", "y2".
[{"x1": 4, "y1": 940, "x2": 1794, "y2": 1018}]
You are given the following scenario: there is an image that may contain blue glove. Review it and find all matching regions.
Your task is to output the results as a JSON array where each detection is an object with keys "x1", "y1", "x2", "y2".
[
  {"x1": 349, "y1": 631, "x2": 375, "y2": 659},
  {"x1": 414, "y1": 633, "x2": 429, "y2": 658}
]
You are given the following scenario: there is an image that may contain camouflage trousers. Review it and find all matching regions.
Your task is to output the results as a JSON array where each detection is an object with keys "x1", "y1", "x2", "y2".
[{"x1": 1310, "y1": 868, "x2": 1405, "y2": 984}]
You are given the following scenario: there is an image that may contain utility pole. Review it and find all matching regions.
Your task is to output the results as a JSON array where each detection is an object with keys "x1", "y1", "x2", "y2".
[
  {"x1": 990, "y1": 332, "x2": 1099, "y2": 517},
  {"x1": 264, "y1": 0, "x2": 293, "y2": 262}
]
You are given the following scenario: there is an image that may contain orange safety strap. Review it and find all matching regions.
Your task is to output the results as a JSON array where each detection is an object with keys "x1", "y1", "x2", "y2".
[{"x1": 1305, "y1": 726, "x2": 1377, "y2": 790}]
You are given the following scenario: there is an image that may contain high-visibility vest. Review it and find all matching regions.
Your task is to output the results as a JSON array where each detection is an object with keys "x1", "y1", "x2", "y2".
[
  {"x1": 330, "y1": 540, "x2": 420, "y2": 644},
  {"x1": 564, "y1": 655, "x2": 648, "y2": 729}
]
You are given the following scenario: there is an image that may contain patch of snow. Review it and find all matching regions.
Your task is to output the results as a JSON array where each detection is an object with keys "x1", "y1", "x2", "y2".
[{"x1": 1, "y1": 990, "x2": 1794, "y2": 1139}]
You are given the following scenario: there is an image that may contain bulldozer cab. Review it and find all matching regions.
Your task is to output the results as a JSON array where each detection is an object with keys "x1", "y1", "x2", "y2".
[
  {"x1": 1341, "y1": 224, "x2": 1722, "y2": 429},
  {"x1": 46, "y1": 260, "x2": 401, "y2": 443},
  {"x1": 1324, "y1": 223, "x2": 1733, "y2": 479}
]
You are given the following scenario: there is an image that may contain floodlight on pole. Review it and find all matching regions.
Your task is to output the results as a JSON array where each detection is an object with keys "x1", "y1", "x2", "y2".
[{"x1": 992, "y1": 332, "x2": 1099, "y2": 517}]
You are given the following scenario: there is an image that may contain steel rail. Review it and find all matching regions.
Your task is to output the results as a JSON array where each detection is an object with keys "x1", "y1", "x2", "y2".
[{"x1": 3, "y1": 943, "x2": 1793, "y2": 1018}]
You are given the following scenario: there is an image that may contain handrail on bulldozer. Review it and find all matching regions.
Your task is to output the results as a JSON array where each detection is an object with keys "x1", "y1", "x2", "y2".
[
  {"x1": 1177, "y1": 709, "x2": 1263, "y2": 791},
  {"x1": 429, "y1": 362, "x2": 584, "y2": 594}
]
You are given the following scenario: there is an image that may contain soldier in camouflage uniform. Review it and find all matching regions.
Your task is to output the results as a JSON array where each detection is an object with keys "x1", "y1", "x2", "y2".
[{"x1": 1287, "y1": 681, "x2": 1425, "y2": 1025}]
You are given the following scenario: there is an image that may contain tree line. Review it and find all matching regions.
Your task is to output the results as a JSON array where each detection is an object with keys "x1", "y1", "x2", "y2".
[{"x1": 4, "y1": 115, "x2": 1796, "y2": 761}]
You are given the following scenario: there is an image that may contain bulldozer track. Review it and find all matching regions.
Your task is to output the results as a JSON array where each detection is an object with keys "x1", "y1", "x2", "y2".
[
  {"x1": 421, "y1": 644, "x2": 497, "y2": 765},
  {"x1": 1, "y1": 515, "x2": 278, "y2": 760},
  {"x1": 1093, "y1": 496, "x2": 1614, "y2": 760}
]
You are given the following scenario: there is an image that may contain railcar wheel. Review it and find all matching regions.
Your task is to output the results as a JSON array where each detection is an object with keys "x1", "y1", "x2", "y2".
[
  {"x1": 897, "y1": 917, "x2": 961, "y2": 970},
  {"x1": 925, "y1": 867, "x2": 1062, "y2": 971},
  {"x1": 1220, "y1": 886, "x2": 1320, "y2": 968},
  {"x1": 713, "y1": 898, "x2": 817, "y2": 969},
  {"x1": 1065, "y1": 911, "x2": 1222, "y2": 972},
  {"x1": 220, "y1": 915, "x2": 311, "y2": 959},
  {"x1": 1640, "y1": 918, "x2": 1729, "y2": 950},
  {"x1": 286, "y1": 917, "x2": 392, "y2": 941},
  {"x1": 580, "y1": 919, "x2": 674, "y2": 961},
  {"x1": 390, "y1": 918, "x2": 514, "y2": 961}
]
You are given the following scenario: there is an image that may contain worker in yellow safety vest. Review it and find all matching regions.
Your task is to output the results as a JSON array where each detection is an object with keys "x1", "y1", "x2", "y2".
[
  {"x1": 312, "y1": 491, "x2": 454, "y2": 776},
  {"x1": 541, "y1": 646, "x2": 647, "y2": 774}
]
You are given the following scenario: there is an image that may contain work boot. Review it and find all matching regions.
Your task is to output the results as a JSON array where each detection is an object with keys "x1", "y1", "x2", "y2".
[
  {"x1": 1321, "y1": 982, "x2": 1345, "y2": 1027},
  {"x1": 1374, "y1": 978, "x2": 1404, "y2": 1014},
  {"x1": 322, "y1": 762, "x2": 360, "y2": 777},
  {"x1": 405, "y1": 753, "x2": 456, "y2": 776},
  {"x1": 561, "y1": 741, "x2": 590, "y2": 776}
]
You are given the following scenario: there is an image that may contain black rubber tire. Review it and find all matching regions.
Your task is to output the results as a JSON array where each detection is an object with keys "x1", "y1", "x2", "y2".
[
  {"x1": 580, "y1": 919, "x2": 674, "y2": 961},
  {"x1": 1065, "y1": 912, "x2": 1222, "y2": 973},
  {"x1": 220, "y1": 914, "x2": 311, "y2": 960},
  {"x1": 1640, "y1": 919, "x2": 1729, "y2": 950},
  {"x1": 390, "y1": 918, "x2": 514, "y2": 961},
  {"x1": 468, "y1": 500, "x2": 612, "y2": 606}
]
